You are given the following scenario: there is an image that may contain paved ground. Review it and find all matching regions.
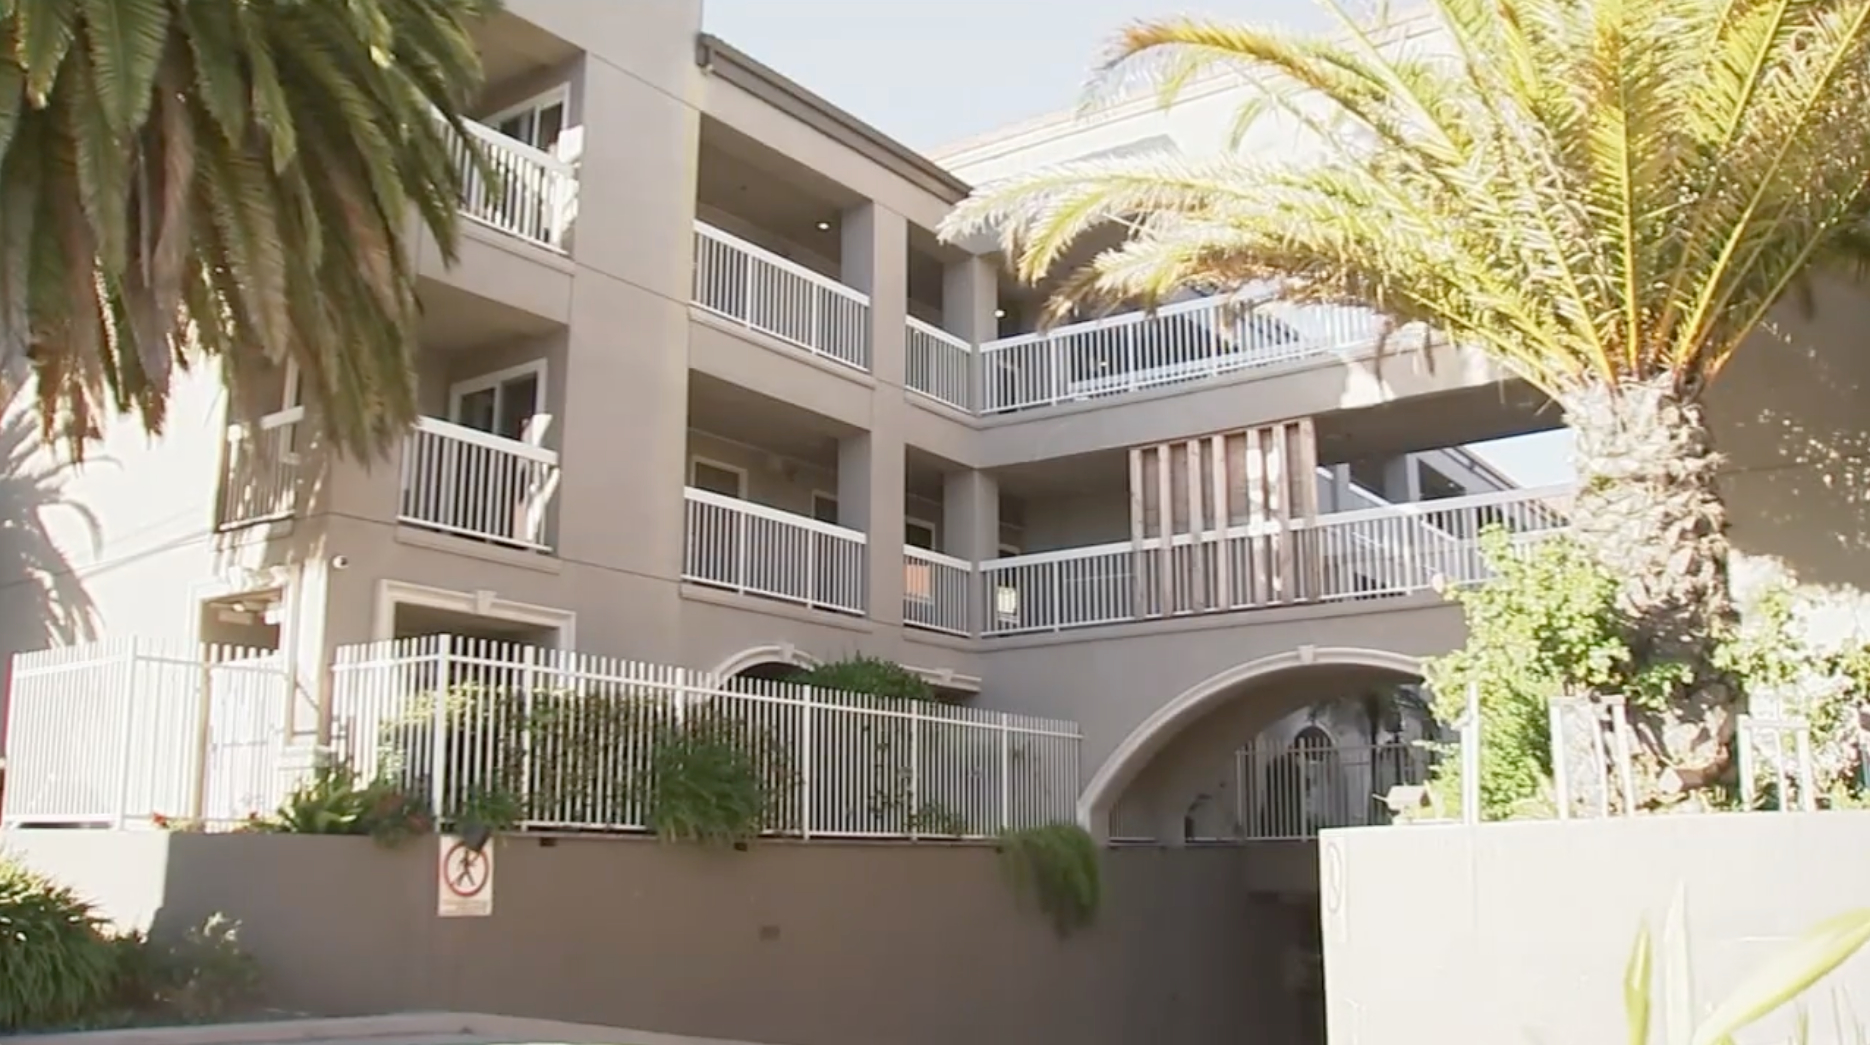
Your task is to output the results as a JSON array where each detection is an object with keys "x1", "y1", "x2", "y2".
[{"x1": 18, "y1": 1014, "x2": 782, "y2": 1045}]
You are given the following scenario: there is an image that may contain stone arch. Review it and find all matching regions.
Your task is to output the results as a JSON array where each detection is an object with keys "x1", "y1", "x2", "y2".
[
  {"x1": 708, "y1": 642, "x2": 821, "y2": 680},
  {"x1": 1078, "y1": 646, "x2": 1424, "y2": 833}
]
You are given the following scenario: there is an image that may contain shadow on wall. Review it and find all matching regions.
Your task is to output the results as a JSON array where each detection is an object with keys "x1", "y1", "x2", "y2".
[
  {"x1": 0, "y1": 398, "x2": 100, "y2": 690},
  {"x1": 6, "y1": 830, "x2": 1302, "y2": 1045},
  {"x1": 1710, "y1": 284, "x2": 1870, "y2": 595}
]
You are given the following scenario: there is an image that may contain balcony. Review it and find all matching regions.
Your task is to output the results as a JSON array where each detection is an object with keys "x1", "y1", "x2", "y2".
[
  {"x1": 683, "y1": 487, "x2": 868, "y2": 614},
  {"x1": 692, "y1": 222, "x2": 872, "y2": 372},
  {"x1": 903, "y1": 546, "x2": 972, "y2": 636},
  {"x1": 905, "y1": 317, "x2": 973, "y2": 412},
  {"x1": 399, "y1": 417, "x2": 561, "y2": 552},
  {"x1": 446, "y1": 117, "x2": 577, "y2": 252},
  {"x1": 979, "y1": 295, "x2": 1424, "y2": 415},
  {"x1": 980, "y1": 485, "x2": 1572, "y2": 636},
  {"x1": 216, "y1": 407, "x2": 306, "y2": 531}
]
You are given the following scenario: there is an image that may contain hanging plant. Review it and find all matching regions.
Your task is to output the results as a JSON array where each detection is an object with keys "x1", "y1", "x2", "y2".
[{"x1": 997, "y1": 822, "x2": 1101, "y2": 936}]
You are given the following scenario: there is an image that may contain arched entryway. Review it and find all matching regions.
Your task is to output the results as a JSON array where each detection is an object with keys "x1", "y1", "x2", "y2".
[
  {"x1": 709, "y1": 643, "x2": 819, "y2": 682},
  {"x1": 1079, "y1": 646, "x2": 1428, "y2": 839}
]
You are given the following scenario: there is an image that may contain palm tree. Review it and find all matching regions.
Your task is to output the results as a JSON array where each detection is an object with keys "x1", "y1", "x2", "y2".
[
  {"x1": 0, "y1": 0, "x2": 497, "y2": 460},
  {"x1": 941, "y1": 0, "x2": 1870, "y2": 795}
]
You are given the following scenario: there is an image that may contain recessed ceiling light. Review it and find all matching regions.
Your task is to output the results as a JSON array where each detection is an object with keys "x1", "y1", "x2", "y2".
[
  {"x1": 993, "y1": 308, "x2": 1007, "y2": 318},
  {"x1": 815, "y1": 221, "x2": 831, "y2": 231}
]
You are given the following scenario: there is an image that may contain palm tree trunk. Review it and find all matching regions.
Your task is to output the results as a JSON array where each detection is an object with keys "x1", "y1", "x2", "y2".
[{"x1": 1560, "y1": 376, "x2": 1737, "y2": 800}]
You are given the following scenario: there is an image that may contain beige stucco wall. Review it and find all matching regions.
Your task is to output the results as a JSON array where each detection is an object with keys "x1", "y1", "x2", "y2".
[{"x1": 4, "y1": 830, "x2": 1304, "y2": 1045}]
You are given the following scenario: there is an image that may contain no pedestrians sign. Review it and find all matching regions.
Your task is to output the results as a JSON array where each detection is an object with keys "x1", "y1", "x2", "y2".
[{"x1": 436, "y1": 835, "x2": 494, "y2": 918}]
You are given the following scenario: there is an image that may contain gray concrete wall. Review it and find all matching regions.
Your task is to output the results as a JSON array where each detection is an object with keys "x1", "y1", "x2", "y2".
[
  {"x1": 4, "y1": 831, "x2": 1304, "y2": 1045},
  {"x1": 1319, "y1": 813, "x2": 1870, "y2": 1045}
]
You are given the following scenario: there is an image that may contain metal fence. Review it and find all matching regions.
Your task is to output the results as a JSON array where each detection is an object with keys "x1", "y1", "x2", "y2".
[
  {"x1": 327, "y1": 635, "x2": 1081, "y2": 838},
  {"x1": 2, "y1": 640, "x2": 296, "y2": 827}
]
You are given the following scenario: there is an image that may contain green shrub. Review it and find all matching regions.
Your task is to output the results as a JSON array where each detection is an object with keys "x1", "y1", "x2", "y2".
[
  {"x1": 643, "y1": 705, "x2": 792, "y2": 845},
  {"x1": 997, "y1": 822, "x2": 1101, "y2": 936},
  {"x1": 0, "y1": 858, "x2": 118, "y2": 1030},
  {"x1": 110, "y1": 914, "x2": 260, "y2": 1025},
  {"x1": 796, "y1": 655, "x2": 937, "y2": 702},
  {"x1": 264, "y1": 763, "x2": 430, "y2": 846}
]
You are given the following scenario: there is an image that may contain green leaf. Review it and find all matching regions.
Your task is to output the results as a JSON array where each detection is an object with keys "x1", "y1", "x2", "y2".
[
  {"x1": 14, "y1": 0, "x2": 78, "y2": 103},
  {"x1": 1627, "y1": 919, "x2": 1654, "y2": 1045},
  {"x1": 75, "y1": 0, "x2": 168, "y2": 134},
  {"x1": 1692, "y1": 908, "x2": 1870, "y2": 1045}
]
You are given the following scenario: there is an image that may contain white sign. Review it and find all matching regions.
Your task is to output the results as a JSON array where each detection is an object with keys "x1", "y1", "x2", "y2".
[{"x1": 436, "y1": 835, "x2": 494, "y2": 918}]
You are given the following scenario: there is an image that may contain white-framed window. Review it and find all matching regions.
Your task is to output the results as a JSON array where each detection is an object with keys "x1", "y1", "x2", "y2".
[
  {"x1": 905, "y1": 517, "x2": 937, "y2": 551},
  {"x1": 810, "y1": 491, "x2": 840, "y2": 525},
  {"x1": 689, "y1": 456, "x2": 748, "y2": 499},
  {"x1": 450, "y1": 361, "x2": 546, "y2": 443},
  {"x1": 486, "y1": 85, "x2": 569, "y2": 155}
]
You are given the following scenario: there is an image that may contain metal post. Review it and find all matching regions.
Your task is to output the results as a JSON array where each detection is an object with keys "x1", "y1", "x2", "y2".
[
  {"x1": 113, "y1": 639, "x2": 142, "y2": 829},
  {"x1": 1795, "y1": 723, "x2": 1817, "y2": 812},
  {"x1": 1610, "y1": 699, "x2": 1638, "y2": 818},
  {"x1": 800, "y1": 684, "x2": 814, "y2": 839},
  {"x1": 188, "y1": 649, "x2": 215, "y2": 822},
  {"x1": 1737, "y1": 714, "x2": 1756, "y2": 809},
  {"x1": 1548, "y1": 699, "x2": 1570, "y2": 820},
  {"x1": 1460, "y1": 681, "x2": 1481, "y2": 825},
  {"x1": 999, "y1": 712, "x2": 1013, "y2": 831},
  {"x1": 908, "y1": 700, "x2": 921, "y2": 840},
  {"x1": 429, "y1": 635, "x2": 452, "y2": 820}
]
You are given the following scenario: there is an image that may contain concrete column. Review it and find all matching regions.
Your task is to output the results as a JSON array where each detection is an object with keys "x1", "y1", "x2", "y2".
[
  {"x1": 1382, "y1": 454, "x2": 1422, "y2": 504},
  {"x1": 943, "y1": 470, "x2": 999, "y2": 636},
  {"x1": 839, "y1": 202, "x2": 908, "y2": 626},
  {"x1": 838, "y1": 432, "x2": 905, "y2": 627},
  {"x1": 841, "y1": 202, "x2": 908, "y2": 388},
  {"x1": 943, "y1": 256, "x2": 998, "y2": 409},
  {"x1": 1327, "y1": 464, "x2": 1352, "y2": 512}
]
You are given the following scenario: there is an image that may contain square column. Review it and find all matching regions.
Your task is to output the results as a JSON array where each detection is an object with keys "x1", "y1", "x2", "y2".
[
  {"x1": 841, "y1": 203, "x2": 908, "y2": 387},
  {"x1": 943, "y1": 470, "x2": 999, "y2": 636},
  {"x1": 943, "y1": 256, "x2": 998, "y2": 409},
  {"x1": 838, "y1": 432, "x2": 905, "y2": 626},
  {"x1": 1382, "y1": 455, "x2": 1422, "y2": 504}
]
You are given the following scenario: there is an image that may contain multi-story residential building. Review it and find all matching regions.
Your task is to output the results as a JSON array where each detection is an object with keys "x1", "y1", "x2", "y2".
[{"x1": 5, "y1": 0, "x2": 1865, "y2": 873}]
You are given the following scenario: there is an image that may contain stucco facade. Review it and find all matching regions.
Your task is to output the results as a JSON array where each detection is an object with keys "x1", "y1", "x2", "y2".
[{"x1": 5, "y1": 1, "x2": 1867, "y2": 853}]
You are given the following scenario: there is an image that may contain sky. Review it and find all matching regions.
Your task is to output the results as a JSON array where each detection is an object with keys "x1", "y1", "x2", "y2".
[{"x1": 699, "y1": 0, "x2": 1576, "y2": 488}]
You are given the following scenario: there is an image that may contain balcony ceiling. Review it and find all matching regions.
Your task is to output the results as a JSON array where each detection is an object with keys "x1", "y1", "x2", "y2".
[
  {"x1": 418, "y1": 281, "x2": 561, "y2": 354},
  {"x1": 688, "y1": 371, "x2": 858, "y2": 466},
  {"x1": 476, "y1": 11, "x2": 579, "y2": 89},
  {"x1": 698, "y1": 119, "x2": 863, "y2": 254},
  {"x1": 1315, "y1": 379, "x2": 1560, "y2": 466}
]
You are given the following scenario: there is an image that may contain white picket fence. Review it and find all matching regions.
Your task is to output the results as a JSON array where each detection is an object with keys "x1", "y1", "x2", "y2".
[
  {"x1": 2, "y1": 640, "x2": 298, "y2": 827},
  {"x1": 328, "y1": 635, "x2": 1081, "y2": 838}
]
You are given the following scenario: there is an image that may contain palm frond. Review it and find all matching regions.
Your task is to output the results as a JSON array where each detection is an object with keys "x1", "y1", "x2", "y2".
[
  {"x1": 939, "y1": 0, "x2": 1870, "y2": 403},
  {"x1": 0, "y1": 0, "x2": 500, "y2": 460}
]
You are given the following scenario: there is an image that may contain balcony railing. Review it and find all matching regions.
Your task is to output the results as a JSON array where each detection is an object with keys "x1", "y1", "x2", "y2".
[
  {"x1": 683, "y1": 488, "x2": 868, "y2": 614},
  {"x1": 903, "y1": 546, "x2": 973, "y2": 635},
  {"x1": 217, "y1": 406, "x2": 305, "y2": 530},
  {"x1": 978, "y1": 295, "x2": 1424, "y2": 415},
  {"x1": 980, "y1": 485, "x2": 1573, "y2": 636},
  {"x1": 447, "y1": 118, "x2": 577, "y2": 251},
  {"x1": 399, "y1": 417, "x2": 561, "y2": 552},
  {"x1": 691, "y1": 222, "x2": 872, "y2": 372},
  {"x1": 905, "y1": 317, "x2": 973, "y2": 411}
]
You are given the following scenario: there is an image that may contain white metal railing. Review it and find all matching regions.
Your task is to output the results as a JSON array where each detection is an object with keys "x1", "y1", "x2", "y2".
[
  {"x1": 2, "y1": 640, "x2": 297, "y2": 827},
  {"x1": 217, "y1": 406, "x2": 304, "y2": 530},
  {"x1": 692, "y1": 222, "x2": 872, "y2": 372},
  {"x1": 683, "y1": 487, "x2": 867, "y2": 614},
  {"x1": 978, "y1": 294, "x2": 1425, "y2": 414},
  {"x1": 981, "y1": 485, "x2": 1574, "y2": 635},
  {"x1": 399, "y1": 417, "x2": 561, "y2": 552},
  {"x1": 447, "y1": 117, "x2": 577, "y2": 250},
  {"x1": 905, "y1": 316, "x2": 973, "y2": 411},
  {"x1": 903, "y1": 546, "x2": 972, "y2": 635},
  {"x1": 327, "y1": 635, "x2": 1080, "y2": 838}
]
